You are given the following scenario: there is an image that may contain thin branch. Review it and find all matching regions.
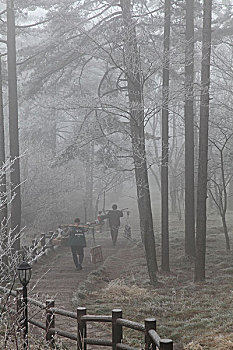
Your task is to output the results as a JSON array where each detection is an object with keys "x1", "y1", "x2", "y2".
[{"x1": 16, "y1": 18, "x2": 52, "y2": 29}]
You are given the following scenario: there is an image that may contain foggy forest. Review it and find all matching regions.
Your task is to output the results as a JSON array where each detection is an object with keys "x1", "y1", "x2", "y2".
[{"x1": 0, "y1": 0, "x2": 233, "y2": 349}]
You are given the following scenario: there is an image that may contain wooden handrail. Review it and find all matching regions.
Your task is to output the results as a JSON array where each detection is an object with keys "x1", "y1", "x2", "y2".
[
  {"x1": 0, "y1": 286, "x2": 76, "y2": 317},
  {"x1": 28, "y1": 296, "x2": 46, "y2": 309},
  {"x1": 0, "y1": 285, "x2": 17, "y2": 297},
  {"x1": 29, "y1": 318, "x2": 46, "y2": 330},
  {"x1": 0, "y1": 284, "x2": 173, "y2": 349},
  {"x1": 51, "y1": 307, "x2": 76, "y2": 319},
  {"x1": 48, "y1": 327, "x2": 77, "y2": 341},
  {"x1": 0, "y1": 236, "x2": 174, "y2": 350},
  {"x1": 81, "y1": 315, "x2": 112, "y2": 322},
  {"x1": 116, "y1": 318, "x2": 145, "y2": 332},
  {"x1": 148, "y1": 329, "x2": 160, "y2": 348}
]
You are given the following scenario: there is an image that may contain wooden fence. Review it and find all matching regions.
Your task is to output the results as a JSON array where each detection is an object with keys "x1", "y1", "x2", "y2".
[
  {"x1": 22, "y1": 226, "x2": 95, "y2": 263},
  {"x1": 0, "y1": 229, "x2": 173, "y2": 349},
  {"x1": 0, "y1": 286, "x2": 173, "y2": 349},
  {"x1": 17, "y1": 231, "x2": 55, "y2": 265}
]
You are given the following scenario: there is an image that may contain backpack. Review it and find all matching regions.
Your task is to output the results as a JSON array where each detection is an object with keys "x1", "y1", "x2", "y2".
[{"x1": 68, "y1": 227, "x2": 86, "y2": 247}]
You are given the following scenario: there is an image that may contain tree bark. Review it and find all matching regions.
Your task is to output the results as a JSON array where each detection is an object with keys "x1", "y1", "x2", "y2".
[
  {"x1": 161, "y1": 0, "x2": 171, "y2": 272},
  {"x1": 120, "y1": 0, "x2": 158, "y2": 284},
  {"x1": 7, "y1": 0, "x2": 21, "y2": 251},
  {"x1": 228, "y1": 178, "x2": 233, "y2": 210},
  {"x1": 0, "y1": 55, "x2": 8, "y2": 265},
  {"x1": 185, "y1": 0, "x2": 195, "y2": 257},
  {"x1": 85, "y1": 141, "x2": 94, "y2": 222},
  {"x1": 220, "y1": 149, "x2": 230, "y2": 251},
  {"x1": 0, "y1": 56, "x2": 7, "y2": 225},
  {"x1": 222, "y1": 214, "x2": 230, "y2": 251},
  {"x1": 194, "y1": 0, "x2": 213, "y2": 282}
]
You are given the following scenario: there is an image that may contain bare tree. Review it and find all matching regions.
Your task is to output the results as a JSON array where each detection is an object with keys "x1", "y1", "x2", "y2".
[
  {"x1": 120, "y1": 0, "x2": 158, "y2": 285},
  {"x1": 0, "y1": 56, "x2": 7, "y2": 225},
  {"x1": 7, "y1": 0, "x2": 21, "y2": 251},
  {"x1": 161, "y1": 0, "x2": 171, "y2": 272},
  {"x1": 194, "y1": 0, "x2": 213, "y2": 282},
  {"x1": 208, "y1": 128, "x2": 233, "y2": 251},
  {"x1": 184, "y1": 0, "x2": 195, "y2": 257}
]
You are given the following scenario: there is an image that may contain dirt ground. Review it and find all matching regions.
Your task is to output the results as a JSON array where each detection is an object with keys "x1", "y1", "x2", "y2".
[
  {"x1": 27, "y1": 216, "x2": 233, "y2": 350},
  {"x1": 29, "y1": 228, "x2": 142, "y2": 349}
]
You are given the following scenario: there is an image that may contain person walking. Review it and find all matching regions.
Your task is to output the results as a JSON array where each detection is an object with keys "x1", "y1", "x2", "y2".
[
  {"x1": 67, "y1": 218, "x2": 87, "y2": 270},
  {"x1": 104, "y1": 204, "x2": 123, "y2": 246}
]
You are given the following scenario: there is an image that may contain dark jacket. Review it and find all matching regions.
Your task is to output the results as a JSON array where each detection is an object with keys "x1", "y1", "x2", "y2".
[
  {"x1": 68, "y1": 226, "x2": 87, "y2": 247},
  {"x1": 105, "y1": 209, "x2": 123, "y2": 228}
]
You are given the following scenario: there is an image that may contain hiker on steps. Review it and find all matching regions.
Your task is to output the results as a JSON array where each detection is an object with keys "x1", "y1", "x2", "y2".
[
  {"x1": 67, "y1": 218, "x2": 87, "y2": 270},
  {"x1": 103, "y1": 204, "x2": 123, "y2": 246}
]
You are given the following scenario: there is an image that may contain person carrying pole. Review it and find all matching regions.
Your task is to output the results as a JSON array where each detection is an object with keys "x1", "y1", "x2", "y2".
[
  {"x1": 67, "y1": 218, "x2": 87, "y2": 270},
  {"x1": 103, "y1": 204, "x2": 123, "y2": 246}
]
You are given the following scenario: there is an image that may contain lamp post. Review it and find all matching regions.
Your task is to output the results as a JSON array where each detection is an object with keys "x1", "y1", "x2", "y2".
[{"x1": 17, "y1": 261, "x2": 32, "y2": 350}]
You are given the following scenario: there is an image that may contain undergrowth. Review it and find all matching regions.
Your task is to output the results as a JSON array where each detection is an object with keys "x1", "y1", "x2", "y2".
[{"x1": 72, "y1": 222, "x2": 233, "y2": 350}]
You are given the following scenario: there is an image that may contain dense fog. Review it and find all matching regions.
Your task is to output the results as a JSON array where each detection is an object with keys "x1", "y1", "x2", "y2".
[{"x1": 0, "y1": 0, "x2": 232, "y2": 281}]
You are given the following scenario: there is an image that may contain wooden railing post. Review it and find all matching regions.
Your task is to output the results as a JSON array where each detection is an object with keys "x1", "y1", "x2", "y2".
[
  {"x1": 145, "y1": 318, "x2": 156, "y2": 350},
  {"x1": 41, "y1": 233, "x2": 46, "y2": 252},
  {"x1": 77, "y1": 307, "x2": 87, "y2": 350},
  {"x1": 112, "y1": 309, "x2": 122, "y2": 350},
  {"x1": 160, "y1": 339, "x2": 173, "y2": 350},
  {"x1": 46, "y1": 299, "x2": 55, "y2": 346}
]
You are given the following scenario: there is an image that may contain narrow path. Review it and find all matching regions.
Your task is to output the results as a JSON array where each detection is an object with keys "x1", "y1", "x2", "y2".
[{"x1": 28, "y1": 231, "x2": 141, "y2": 348}]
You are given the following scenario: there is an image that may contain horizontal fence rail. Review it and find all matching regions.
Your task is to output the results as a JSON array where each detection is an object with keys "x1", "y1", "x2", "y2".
[
  {"x1": 148, "y1": 329, "x2": 160, "y2": 348},
  {"x1": 116, "y1": 318, "x2": 145, "y2": 332},
  {"x1": 82, "y1": 315, "x2": 112, "y2": 322},
  {"x1": 0, "y1": 286, "x2": 173, "y2": 349}
]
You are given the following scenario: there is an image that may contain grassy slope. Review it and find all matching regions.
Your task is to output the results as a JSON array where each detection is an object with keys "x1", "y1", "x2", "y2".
[{"x1": 72, "y1": 214, "x2": 233, "y2": 349}]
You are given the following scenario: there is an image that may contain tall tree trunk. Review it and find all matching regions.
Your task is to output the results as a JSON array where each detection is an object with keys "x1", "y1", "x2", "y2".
[
  {"x1": 120, "y1": 0, "x2": 158, "y2": 284},
  {"x1": 194, "y1": 0, "x2": 212, "y2": 282},
  {"x1": 102, "y1": 190, "x2": 106, "y2": 213},
  {"x1": 94, "y1": 193, "x2": 100, "y2": 219},
  {"x1": 222, "y1": 214, "x2": 230, "y2": 251},
  {"x1": 170, "y1": 177, "x2": 177, "y2": 214},
  {"x1": 219, "y1": 148, "x2": 230, "y2": 251},
  {"x1": 0, "y1": 55, "x2": 8, "y2": 265},
  {"x1": 185, "y1": 0, "x2": 195, "y2": 257},
  {"x1": 0, "y1": 56, "x2": 7, "y2": 224},
  {"x1": 7, "y1": 0, "x2": 21, "y2": 251},
  {"x1": 161, "y1": 0, "x2": 171, "y2": 272},
  {"x1": 50, "y1": 111, "x2": 57, "y2": 157},
  {"x1": 85, "y1": 141, "x2": 94, "y2": 222}
]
